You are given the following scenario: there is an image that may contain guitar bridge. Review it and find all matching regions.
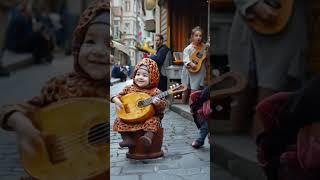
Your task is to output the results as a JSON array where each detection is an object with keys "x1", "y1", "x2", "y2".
[
  {"x1": 44, "y1": 135, "x2": 67, "y2": 164},
  {"x1": 124, "y1": 104, "x2": 131, "y2": 113}
]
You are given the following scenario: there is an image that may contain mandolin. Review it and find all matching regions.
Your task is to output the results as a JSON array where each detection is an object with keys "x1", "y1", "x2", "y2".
[
  {"x1": 21, "y1": 98, "x2": 109, "y2": 180},
  {"x1": 188, "y1": 43, "x2": 207, "y2": 73},
  {"x1": 244, "y1": 0, "x2": 293, "y2": 35},
  {"x1": 117, "y1": 83, "x2": 187, "y2": 123}
]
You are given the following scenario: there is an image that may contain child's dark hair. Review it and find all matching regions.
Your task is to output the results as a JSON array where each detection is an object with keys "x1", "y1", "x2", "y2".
[{"x1": 155, "y1": 34, "x2": 164, "y2": 41}]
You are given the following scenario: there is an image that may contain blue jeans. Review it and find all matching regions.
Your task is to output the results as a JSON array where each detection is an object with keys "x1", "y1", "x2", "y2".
[{"x1": 196, "y1": 121, "x2": 209, "y2": 144}]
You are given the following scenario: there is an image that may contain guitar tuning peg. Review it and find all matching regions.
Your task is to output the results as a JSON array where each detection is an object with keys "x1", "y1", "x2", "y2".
[
  {"x1": 174, "y1": 95, "x2": 177, "y2": 98},
  {"x1": 176, "y1": 83, "x2": 179, "y2": 86},
  {"x1": 172, "y1": 84, "x2": 175, "y2": 87},
  {"x1": 170, "y1": 86, "x2": 172, "y2": 89},
  {"x1": 177, "y1": 94, "x2": 181, "y2": 98}
]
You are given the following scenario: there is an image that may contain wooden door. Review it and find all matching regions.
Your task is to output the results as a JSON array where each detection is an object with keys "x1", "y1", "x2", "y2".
[{"x1": 169, "y1": 0, "x2": 209, "y2": 52}]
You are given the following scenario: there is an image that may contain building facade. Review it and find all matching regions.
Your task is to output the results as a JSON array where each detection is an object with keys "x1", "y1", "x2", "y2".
[{"x1": 111, "y1": 0, "x2": 154, "y2": 66}]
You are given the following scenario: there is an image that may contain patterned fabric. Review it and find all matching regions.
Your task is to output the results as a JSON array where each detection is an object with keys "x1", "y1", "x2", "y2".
[
  {"x1": 113, "y1": 59, "x2": 166, "y2": 133},
  {"x1": 112, "y1": 84, "x2": 166, "y2": 132},
  {"x1": 133, "y1": 58, "x2": 160, "y2": 89},
  {"x1": 72, "y1": 0, "x2": 110, "y2": 79},
  {"x1": 189, "y1": 87, "x2": 211, "y2": 129}
]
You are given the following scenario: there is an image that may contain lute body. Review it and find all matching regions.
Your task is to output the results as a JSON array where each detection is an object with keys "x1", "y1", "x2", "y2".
[{"x1": 22, "y1": 98, "x2": 109, "y2": 180}]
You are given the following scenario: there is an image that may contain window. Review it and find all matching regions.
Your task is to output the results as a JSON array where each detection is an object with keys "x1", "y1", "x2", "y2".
[
  {"x1": 114, "y1": 26, "x2": 120, "y2": 38},
  {"x1": 125, "y1": 22, "x2": 130, "y2": 34},
  {"x1": 114, "y1": 20, "x2": 119, "y2": 26},
  {"x1": 113, "y1": 0, "x2": 121, "y2": 6},
  {"x1": 125, "y1": 0, "x2": 130, "y2": 11},
  {"x1": 113, "y1": 20, "x2": 120, "y2": 38}
]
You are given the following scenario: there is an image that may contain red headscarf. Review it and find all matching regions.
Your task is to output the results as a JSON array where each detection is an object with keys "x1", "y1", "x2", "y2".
[
  {"x1": 72, "y1": 0, "x2": 110, "y2": 79},
  {"x1": 133, "y1": 58, "x2": 160, "y2": 88}
]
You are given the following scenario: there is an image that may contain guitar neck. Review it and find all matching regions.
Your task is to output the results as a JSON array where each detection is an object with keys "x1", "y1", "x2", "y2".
[{"x1": 139, "y1": 91, "x2": 171, "y2": 107}]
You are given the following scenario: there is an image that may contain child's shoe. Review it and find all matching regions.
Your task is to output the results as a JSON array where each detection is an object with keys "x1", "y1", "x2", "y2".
[
  {"x1": 139, "y1": 131, "x2": 154, "y2": 147},
  {"x1": 119, "y1": 133, "x2": 135, "y2": 148}
]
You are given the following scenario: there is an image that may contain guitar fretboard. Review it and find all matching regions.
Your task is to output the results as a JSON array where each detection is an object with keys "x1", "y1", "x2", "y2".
[{"x1": 138, "y1": 91, "x2": 170, "y2": 107}]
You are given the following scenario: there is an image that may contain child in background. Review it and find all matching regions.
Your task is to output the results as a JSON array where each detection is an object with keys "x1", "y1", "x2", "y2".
[
  {"x1": 181, "y1": 26, "x2": 210, "y2": 148},
  {"x1": 181, "y1": 26, "x2": 209, "y2": 92},
  {"x1": 111, "y1": 58, "x2": 167, "y2": 148}
]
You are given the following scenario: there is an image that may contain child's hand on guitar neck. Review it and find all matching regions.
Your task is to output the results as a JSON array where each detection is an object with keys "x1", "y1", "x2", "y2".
[
  {"x1": 7, "y1": 111, "x2": 44, "y2": 157},
  {"x1": 187, "y1": 62, "x2": 197, "y2": 70},
  {"x1": 152, "y1": 97, "x2": 162, "y2": 106},
  {"x1": 205, "y1": 42, "x2": 210, "y2": 50}
]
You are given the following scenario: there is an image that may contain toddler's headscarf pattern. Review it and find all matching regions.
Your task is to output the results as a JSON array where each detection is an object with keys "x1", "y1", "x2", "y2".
[
  {"x1": 133, "y1": 58, "x2": 160, "y2": 88},
  {"x1": 72, "y1": 0, "x2": 110, "y2": 79}
]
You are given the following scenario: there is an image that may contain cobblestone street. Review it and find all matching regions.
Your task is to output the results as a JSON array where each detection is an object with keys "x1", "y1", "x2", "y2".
[{"x1": 110, "y1": 80, "x2": 210, "y2": 180}]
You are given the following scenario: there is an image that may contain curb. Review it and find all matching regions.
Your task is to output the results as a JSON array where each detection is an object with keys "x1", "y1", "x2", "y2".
[
  {"x1": 2, "y1": 54, "x2": 34, "y2": 73},
  {"x1": 110, "y1": 79, "x2": 121, "y2": 86}
]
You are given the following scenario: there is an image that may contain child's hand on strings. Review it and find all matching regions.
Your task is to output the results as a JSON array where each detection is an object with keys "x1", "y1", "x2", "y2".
[
  {"x1": 205, "y1": 42, "x2": 210, "y2": 50},
  {"x1": 152, "y1": 97, "x2": 161, "y2": 106},
  {"x1": 8, "y1": 112, "x2": 44, "y2": 158},
  {"x1": 113, "y1": 97, "x2": 124, "y2": 111},
  {"x1": 187, "y1": 62, "x2": 197, "y2": 69}
]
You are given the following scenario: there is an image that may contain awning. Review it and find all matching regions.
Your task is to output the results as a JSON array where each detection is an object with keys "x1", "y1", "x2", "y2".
[
  {"x1": 136, "y1": 42, "x2": 156, "y2": 54},
  {"x1": 111, "y1": 40, "x2": 130, "y2": 56}
]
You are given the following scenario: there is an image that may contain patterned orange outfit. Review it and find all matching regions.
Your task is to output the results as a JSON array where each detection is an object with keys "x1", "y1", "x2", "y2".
[
  {"x1": 112, "y1": 58, "x2": 167, "y2": 133},
  {"x1": 0, "y1": 0, "x2": 109, "y2": 179}
]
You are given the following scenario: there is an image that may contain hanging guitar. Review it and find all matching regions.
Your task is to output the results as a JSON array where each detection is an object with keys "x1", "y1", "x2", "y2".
[
  {"x1": 244, "y1": 0, "x2": 293, "y2": 35},
  {"x1": 117, "y1": 83, "x2": 187, "y2": 123},
  {"x1": 188, "y1": 43, "x2": 208, "y2": 73},
  {"x1": 21, "y1": 98, "x2": 109, "y2": 180}
]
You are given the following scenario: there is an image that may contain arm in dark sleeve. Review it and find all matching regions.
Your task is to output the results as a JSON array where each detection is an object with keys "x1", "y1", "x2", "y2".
[
  {"x1": 233, "y1": 0, "x2": 260, "y2": 16},
  {"x1": 150, "y1": 46, "x2": 169, "y2": 67}
]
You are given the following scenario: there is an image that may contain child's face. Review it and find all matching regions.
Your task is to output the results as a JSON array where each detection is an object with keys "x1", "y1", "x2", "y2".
[
  {"x1": 78, "y1": 23, "x2": 108, "y2": 80},
  {"x1": 134, "y1": 68, "x2": 150, "y2": 88},
  {"x1": 192, "y1": 31, "x2": 202, "y2": 44}
]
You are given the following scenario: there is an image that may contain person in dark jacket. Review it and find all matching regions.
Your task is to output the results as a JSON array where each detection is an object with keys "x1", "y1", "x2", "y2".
[{"x1": 150, "y1": 34, "x2": 170, "y2": 92}]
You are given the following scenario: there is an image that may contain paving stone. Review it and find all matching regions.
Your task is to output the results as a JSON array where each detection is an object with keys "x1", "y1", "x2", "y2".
[{"x1": 111, "y1": 175, "x2": 139, "y2": 180}]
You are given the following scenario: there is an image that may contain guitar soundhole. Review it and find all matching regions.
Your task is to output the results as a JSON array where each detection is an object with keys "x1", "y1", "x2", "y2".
[
  {"x1": 196, "y1": 52, "x2": 203, "y2": 59},
  {"x1": 137, "y1": 101, "x2": 144, "y2": 108},
  {"x1": 88, "y1": 123, "x2": 109, "y2": 145}
]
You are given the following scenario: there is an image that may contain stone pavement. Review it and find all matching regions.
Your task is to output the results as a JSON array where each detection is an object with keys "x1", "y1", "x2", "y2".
[{"x1": 110, "y1": 81, "x2": 210, "y2": 180}]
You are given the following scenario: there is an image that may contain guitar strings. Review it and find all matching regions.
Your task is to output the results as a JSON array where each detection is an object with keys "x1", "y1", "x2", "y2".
[
  {"x1": 45, "y1": 123, "x2": 109, "y2": 154},
  {"x1": 56, "y1": 130, "x2": 109, "y2": 156},
  {"x1": 51, "y1": 123, "x2": 109, "y2": 146},
  {"x1": 51, "y1": 126, "x2": 109, "y2": 156},
  {"x1": 53, "y1": 135, "x2": 109, "y2": 160}
]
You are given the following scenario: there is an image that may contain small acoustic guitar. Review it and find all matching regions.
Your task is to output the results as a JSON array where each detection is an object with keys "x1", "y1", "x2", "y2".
[
  {"x1": 117, "y1": 83, "x2": 187, "y2": 123},
  {"x1": 188, "y1": 43, "x2": 207, "y2": 73},
  {"x1": 245, "y1": 0, "x2": 293, "y2": 35},
  {"x1": 21, "y1": 98, "x2": 109, "y2": 180}
]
